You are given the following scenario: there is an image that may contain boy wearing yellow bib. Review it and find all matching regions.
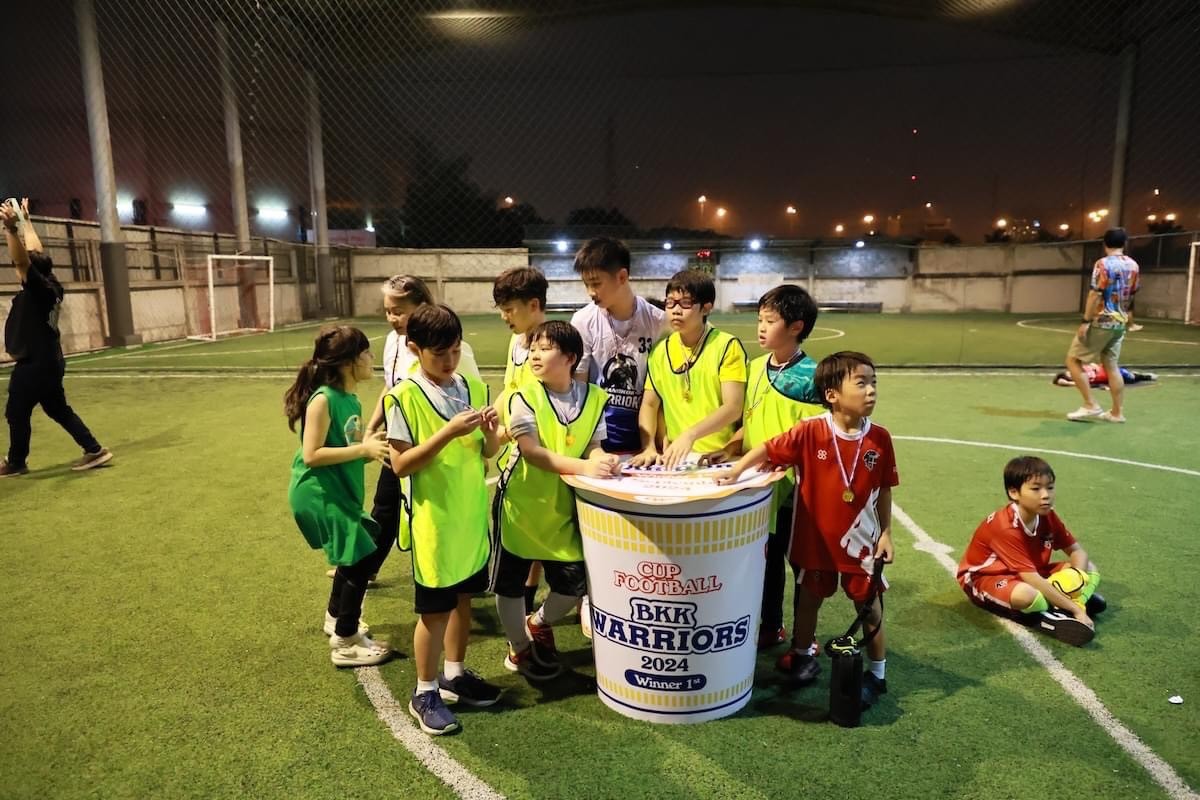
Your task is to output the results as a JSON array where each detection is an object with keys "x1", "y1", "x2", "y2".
[
  {"x1": 492, "y1": 267, "x2": 551, "y2": 613},
  {"x1": 493, "y1": 321, "x2": 620, "y2": 680},
  {"x1": 631, "y1": 269, "x2": 747, "y2": 469},
  {"x1": 492, "y1": 267, "x2": 549, "y2": 419},
  {"x1": 386, "y1": 305, "x2": 503, "y2": 736},
  {"x1": 740, "y1": 286, "x2": 824, "y2": 650}
]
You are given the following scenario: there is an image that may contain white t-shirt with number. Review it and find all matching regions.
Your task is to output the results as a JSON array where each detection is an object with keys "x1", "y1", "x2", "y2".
[{"x1": 571, "y1": 297, "x2": 665, "y2": 453}]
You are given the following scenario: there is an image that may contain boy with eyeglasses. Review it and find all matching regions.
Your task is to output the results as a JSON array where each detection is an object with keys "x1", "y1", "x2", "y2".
[{"x1": 630, "y1": 269, "x2": 746, "y2": 469}]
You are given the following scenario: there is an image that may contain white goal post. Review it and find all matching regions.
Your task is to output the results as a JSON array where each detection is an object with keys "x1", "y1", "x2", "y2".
[
  {"x1": 183, "y1": 254, "x2": 275, "y2": 341},
  {"x1": 1186, "y1": 239, "x2": 1200, "y2": 326}
]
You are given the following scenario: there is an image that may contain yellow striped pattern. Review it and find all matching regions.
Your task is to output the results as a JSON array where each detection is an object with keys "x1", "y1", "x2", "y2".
[
  {"x1": 576, "y1": 501, "x2": 770, "y2": 557},
  {"x1": 596, "y1": 673, "x2": 755, "y2": 710}
]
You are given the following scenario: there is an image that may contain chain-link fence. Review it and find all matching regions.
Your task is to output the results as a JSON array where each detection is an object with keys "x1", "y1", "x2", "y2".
[{"x1": 2, "y1": 0, "x2": 1196, "y2": 247}]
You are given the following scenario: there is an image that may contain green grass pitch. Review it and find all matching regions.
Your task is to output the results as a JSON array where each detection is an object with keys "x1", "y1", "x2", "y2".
[{"x1": 3, "y1": 311, "x2": 1199, "y2": 799}]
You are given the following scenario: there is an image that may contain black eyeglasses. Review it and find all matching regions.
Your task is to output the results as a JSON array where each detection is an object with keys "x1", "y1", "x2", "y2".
[{"x1": 664, "y1": 297, "x2": 696, "y2": 310}]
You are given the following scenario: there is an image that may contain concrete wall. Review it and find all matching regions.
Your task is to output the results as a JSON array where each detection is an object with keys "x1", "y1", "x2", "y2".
[{"x1": 3, "y1": 235, "x2": 1193, "y2": 361}]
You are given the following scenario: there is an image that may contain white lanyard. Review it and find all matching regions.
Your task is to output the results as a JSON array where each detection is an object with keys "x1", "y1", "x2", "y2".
[{"x1": 826, "y1": 414, "x2": 865, "y2": 503}]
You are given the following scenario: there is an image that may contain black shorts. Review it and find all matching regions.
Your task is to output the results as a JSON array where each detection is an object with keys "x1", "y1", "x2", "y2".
[
  {"x1": 413, "y1": 565, "x2": 489, "y2": 614},
  {"x1": 491, "y1": 545, "x2": 587, "y2": 599}
]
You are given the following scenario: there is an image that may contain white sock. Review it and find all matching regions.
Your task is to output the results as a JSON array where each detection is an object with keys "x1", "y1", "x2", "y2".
[
  {"x1": 416, "y1": 679, "x2": 438, "y2": 694},
  {"x1": 443, "y1": 660, "x2": 465, "y2": 680},
  {"x1": 870, "y1": 659, "x2": 886, "y2": 680},
  {"x1": 536, "y1": 592, "x2": 579, "y2": 626}
]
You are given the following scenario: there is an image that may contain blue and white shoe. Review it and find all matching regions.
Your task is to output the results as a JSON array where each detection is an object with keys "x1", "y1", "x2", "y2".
[{"x1": 409, "y1": 689, "x2": 460, "y2": 735}]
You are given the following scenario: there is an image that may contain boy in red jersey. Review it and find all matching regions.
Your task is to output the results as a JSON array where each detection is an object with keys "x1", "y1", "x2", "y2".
[
  {"x1": 720, "y1": 351, "x2": 898, "y2": 707},
  {"x1": 957, "y1": 456, "x2": 1105, "y2": 646}
]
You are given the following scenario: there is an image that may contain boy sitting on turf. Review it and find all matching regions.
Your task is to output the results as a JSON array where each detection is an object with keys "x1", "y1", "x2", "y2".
[
  {"x1": 719, "y1": 351, "x2": 899, "y2": 708},
  {"x1": 387, "y1": 304, "x2": 503, "y2": 735},
  {"x1": 630, "y1": 269, "x2": 747, "y2": 468},
  {"x1": 493, "y1": 321, "x2": 620, "y2": 680},
  {"x1": 957, "y1": 456, "x2": 1105, "y2": 647}
]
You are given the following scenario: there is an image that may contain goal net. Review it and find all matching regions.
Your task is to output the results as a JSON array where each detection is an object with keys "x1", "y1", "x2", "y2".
[
  {"x1": 1187, "y1": 240, "x2": 1200, "y2": 326},
  {"x1": 183, "y1": 255, "x2": 275, "y2": 340}
]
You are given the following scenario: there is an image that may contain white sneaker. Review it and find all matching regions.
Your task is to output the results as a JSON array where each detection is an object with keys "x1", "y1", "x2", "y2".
[
  {"x1": 579, "y1": 595, "x2": 593, "y2": 640},
  {"x1": 323, "y1": 611, "x2": 369, "y2": 637},
  {"x1": 329, "y1": 632, "x2": 391, "y2": 667},
  {"x1": 1067, "y1": 405, "x2": 1104, "y2": 421},
  {"x1": 1098, "y1": 411, "x2": 1126, "y2": 423}
]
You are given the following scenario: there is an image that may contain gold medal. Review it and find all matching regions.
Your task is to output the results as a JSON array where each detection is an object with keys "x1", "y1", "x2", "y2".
[
  {"x1": 565, "y1": 433, "x2": 576, "y2": 446},
  {"x1": 508, "y1": 381, "x2": 517, "y2": 390},
  {"x1": 682, "y1": 389, "x2": 692, "y2": 401},
  {"x1": 842, "y1": 488, "x2": 855, "y2": 503}
]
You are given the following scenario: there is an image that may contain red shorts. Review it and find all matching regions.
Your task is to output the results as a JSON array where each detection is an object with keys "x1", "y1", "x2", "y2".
[
  {"x1": 959, "y1": 561, "x2": 1072, "y2": 610},
  {"x1": 797, "y1": 568, "x2": 888, "y2": 603}
]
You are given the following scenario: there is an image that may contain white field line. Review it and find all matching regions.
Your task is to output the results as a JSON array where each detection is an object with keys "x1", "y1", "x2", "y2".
[
  {"x1": 806, "y1": 326, "x2": 845, "y2": 342},
  {"x1": 894, "y1": 435, "x2": 1200, "y2": 478},
  {"x1": 1016, "y1": 318, "x2": 1200, "y2": 347},
  {"x1": 892, "y1": 503, "x2": 1199, "y2": 800},
  {"x1": 355, "y1": 668, "x2": 506, "y2": 800}
]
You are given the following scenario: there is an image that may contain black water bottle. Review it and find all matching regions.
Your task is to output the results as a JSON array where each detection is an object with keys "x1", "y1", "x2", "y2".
[{"x1": 827, "y1": 637, "x2": 864, "y2": 728}]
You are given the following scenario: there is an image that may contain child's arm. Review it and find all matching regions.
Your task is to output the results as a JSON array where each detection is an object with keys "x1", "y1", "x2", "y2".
[
  {"x1": 301, "y1": 393, "x2": 389, "y2": 467},
  {"x1": 628, "y1": 389, "x2": 663, "y2": 467},
  {"x1": 481, "y1": 405, "x2": 502, "y2": 459},
  {"x1": 514, "y1": 433, "x2": 620, "y2": 478},
  {"x1": 389, "y1": 408, "x2": 481, "y2": 477},
  {"x1": 714, "y1": 443, "x2": 768, "y2": 485},
  {"x1": 365, "y1": 384, "x2": 390, "y2": 435},
  {"x1": 700, "y1": 426, "x2": 744, "y2": 465},
  {"x1": 661, "y1": 380, "x2": 746, "y2": 469},
  {"x1": 1063, "y1": 542, "x2": 1091, "y2": 572},
  {"x1": 874, "y1": 486, "x2": 894, "y2": 562}
]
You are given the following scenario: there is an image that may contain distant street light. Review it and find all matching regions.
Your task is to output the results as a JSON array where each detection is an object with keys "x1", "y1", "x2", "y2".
[
  {"x1": 1147, "y1": 214, "x2": 1158, "y2": 222},
  {"x1": 995, "y1": 218, "x2": 1007, "y2": 229},
  {"x1": 834, "y1": 223, "x2": 845, "y2": 234},
  {"x1": 716, "y1": 207, "x2": 727, "y2": 218},
  {"x1": 1165, "y1": 212, "x2": 1177, "y2": 221},
  {"x1": 785, "y1": 205, "x2": 797, "y2": 234},
  {"x1": 697, "y1": 195, "x2": 707, "y2": 227},
  {"x1": 925, "y1": 202, "x2": 933, "y2": 209},
  {"x1": 862, "y1": 214, "x2": 874, "y2": 224},
  {"x1": 503, "y1": 196, "x2": 514, "y2": 206},
  {"x1": 1059, "y1": 223, "x2": 1070, "y2": 231}
]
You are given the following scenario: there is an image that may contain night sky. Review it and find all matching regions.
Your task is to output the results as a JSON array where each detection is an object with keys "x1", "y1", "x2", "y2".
[{"x1": 3, "y1": 1, "x2": 1197, "y2": 240}]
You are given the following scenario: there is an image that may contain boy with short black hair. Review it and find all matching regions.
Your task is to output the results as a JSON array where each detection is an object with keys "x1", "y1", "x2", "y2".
[
  {"x1": 570, "y1": 237, "x2": 665, "y2": 454},
  {"x1": 631, "y1": 269, "x2": 746, "y2": 468},
  {"x1": 742, "y1": 285, "x2": 825, "y2": 650},
  {"x1": 492, "y1": 320, "x2": 619, "y2": 680},
  {"x1": 493, "y1": 266, "x2": 549, "y2": 403},
  {"x1": 386, "y1": 304, "x2": 502, "y2": 735},
  {"x1": 957, "y1": 456, "x2": 1105, "y2": 647},
  {"x1": 719, "y1": 351, "x2": 899, "y2": 708}
]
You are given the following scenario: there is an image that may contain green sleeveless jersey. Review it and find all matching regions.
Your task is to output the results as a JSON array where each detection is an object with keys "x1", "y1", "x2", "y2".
[
  {"x1": 287, "y1": 385, "x2": 379, "y2": 565},
  {"x1": 386, "y1": 375, "x2": 490, "y2": 588},
  {"x1": 496, "y1": 382, "x2": 608, "y2": 561},
  {"x1": 647, "y1": 328, "x2": 745, "y2": 453},
  {"x1": 743, "y1": 353, "x2": 824, "y2": 532}
]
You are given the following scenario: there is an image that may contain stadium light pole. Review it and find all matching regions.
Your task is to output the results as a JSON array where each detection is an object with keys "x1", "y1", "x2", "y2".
[
  {"x1": 74, "y1": 0, "x2": 140, "y2": 347},
  {"x1": 307, "y1": 71, "x2": 335, "y2": 315},
  {"x1": 215, "y1": 20, "x2": 250, "y2": 253}
]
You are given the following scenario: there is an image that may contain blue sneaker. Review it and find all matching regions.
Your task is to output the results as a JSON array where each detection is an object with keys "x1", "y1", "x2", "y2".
[
  {"x1": 409, "y1": 689, "x2": 459, "y2": 735},
  {"x1": 438, "y1": 670, "x2": 502, "y2": 707}
]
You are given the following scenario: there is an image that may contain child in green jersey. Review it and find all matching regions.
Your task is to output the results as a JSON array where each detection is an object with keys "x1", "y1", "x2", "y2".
[
  {"x1": 387, "y1": 305, "x2": 503, "y2": 735},
  {"x1": 285, "y1": 326, "x2": 393, "y2": 668},
  {"x1": 493, "y1": 321, "x2": 619, "y2": 681},
  {"x1": 631, "y1": 269, "x2": 747, "y2": 469}
]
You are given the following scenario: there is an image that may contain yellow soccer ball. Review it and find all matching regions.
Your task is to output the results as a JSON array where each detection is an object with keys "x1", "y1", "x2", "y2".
[{"x1": 1049, "y1": 567, "x2": 1088, "y2": 601}]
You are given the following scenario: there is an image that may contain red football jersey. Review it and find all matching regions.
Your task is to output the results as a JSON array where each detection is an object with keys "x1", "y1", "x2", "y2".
[
  {"x1": 957, "y1": 503, "x2": 1078, "y2": 581},
  {"x1": 764, "y1": 413, "x2": 899, "y2": 574}
]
